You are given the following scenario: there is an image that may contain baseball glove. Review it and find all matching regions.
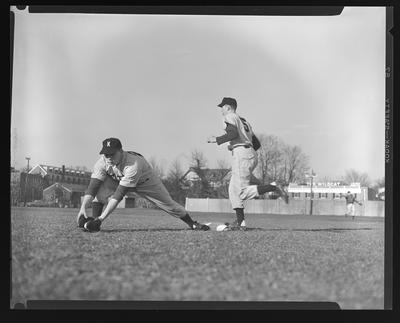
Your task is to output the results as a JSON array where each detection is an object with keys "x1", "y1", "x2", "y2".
[
  {"x1": 77, "y1": 214, "x2": 94, "y2": 228},
  {"x1": 83, "y1": 218, "x2": 102, "y2": 232}
]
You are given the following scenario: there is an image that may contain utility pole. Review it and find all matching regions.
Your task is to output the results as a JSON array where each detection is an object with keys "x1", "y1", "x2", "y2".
[
  {"x1": 24, "y1": 157, "x2": 31, "y2": 206},
  {"x1": 25, "y1": 157, "x2": 31, "y2": 172},
  {"x1": 306, "y1": 169, "x2": 317, "y2": 215},
  {"x1": 62, "y1": 165, "x2": 65, "y2": 182}
]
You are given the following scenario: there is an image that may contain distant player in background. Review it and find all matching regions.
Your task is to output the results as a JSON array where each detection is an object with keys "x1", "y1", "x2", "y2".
[
  {"x1": 77, "y1": 138, "x2": 210, "y2": 232},
  {"x1": 207, "y1": 97, "x2": 289, "y2": 231},
  {"x1": 343, "y1": 191, "x2": 362, "y2": 220}
]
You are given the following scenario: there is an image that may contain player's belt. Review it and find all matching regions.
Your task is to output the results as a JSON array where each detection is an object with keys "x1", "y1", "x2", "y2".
[
  {"x1": 228, "y1": 144, "x2": 253, "y2": 151},
  {"x1": 233, "y1": 144, "x2": 252, "y2": 149}
]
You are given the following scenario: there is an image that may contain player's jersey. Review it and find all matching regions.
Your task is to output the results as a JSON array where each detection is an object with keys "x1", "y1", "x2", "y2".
[
  {"x1": 91, "y1": 151, "x2": 153, "y2": 188},
  {"x1": 223, "y1": 112, "x2": 255, "y2": 149},
  {"x1": 345, "y1": 194, "x2": 356, "y2": 204}
]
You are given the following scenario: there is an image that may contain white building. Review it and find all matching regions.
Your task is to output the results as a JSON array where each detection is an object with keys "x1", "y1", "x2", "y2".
[{"x1": 287, "y1": 182, "x2": 374, "y2": 201}]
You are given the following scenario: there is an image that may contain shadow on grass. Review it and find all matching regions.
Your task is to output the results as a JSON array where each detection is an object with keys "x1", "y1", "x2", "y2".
[
  {"x1": 291, "y1": 228, "x2": 374, "y2": 232},
  {"x1": 267, "y1": 228, "x2": 374, "y2": 232},
  {"x1": 242, "y1": 228, "x2": 374, "y2": 232},
  {"x1": 100, "y1": 228, "x2": 189, "y2": 233},
  {"x1": 97, "y1": 227, "x2": 374, "y2": 233}
]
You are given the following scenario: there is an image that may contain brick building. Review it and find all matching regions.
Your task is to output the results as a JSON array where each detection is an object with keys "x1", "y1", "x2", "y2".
[{"x1": 22, "y1": 164, "x2": 92, "y2": 207}]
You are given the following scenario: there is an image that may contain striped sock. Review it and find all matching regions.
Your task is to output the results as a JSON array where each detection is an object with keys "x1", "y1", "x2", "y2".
[
  {"x1": 234, "y1": 208, "x2": 245, "y2": 225},
  {"x1": 180, "y1": 214, "x2": 195, "y2": 227}
]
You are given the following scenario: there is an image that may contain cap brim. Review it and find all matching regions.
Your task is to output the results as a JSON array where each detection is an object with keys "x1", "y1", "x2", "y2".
[
  {"x1": 99, "y1": 147, "x2": 118, "y2": 155},
  {"x1": 217, "y1": 103, "x2": 224, "y2": 107}
]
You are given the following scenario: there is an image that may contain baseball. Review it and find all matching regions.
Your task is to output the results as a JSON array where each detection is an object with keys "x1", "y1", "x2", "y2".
[
  {"x1": 216, "y1": 224, "x2": 228, "y2": 231},
  {"x1": 205, "y1": 222, "x2": 228, "y2": 231}
]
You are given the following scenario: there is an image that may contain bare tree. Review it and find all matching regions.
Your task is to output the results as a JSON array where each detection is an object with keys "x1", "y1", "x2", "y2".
[
  {"x1": 216, "y1": 159, "x2": 230, "y2": 170},
  {"x1": 254, "y1": 134, "x2": 284, "y2": 183},
  {"x1": 374, "y1": 177, "x2": 385, "y2": 188},
  {"x1": 188, "y1": 149, "x2": 211, "y2": 197},
  {"x1": 148, "y1": 156, "x2": 165, "y2": 179},
  {"x1": 319, "y1": 175, "x2": 336, "y2": 183},
  {"x1": 342, "y1": 169, "x2": 371, "y2": 187},
  {"x1": 167, "y1": 158, "x2": 185, "y2": 183},
  {"x1": 164, "y1": 158, "x2": 186, "y2": 205},
  {"x1": 10, "y1": 170, "x2": 21, "y2": 206},
  {"x1": 190, "y1": 150, "x2": 208, "y2": 171},
  {"x1": 211, "y1": 159, "x2": 231, "y2": 198},
  {"x1": 253, "y1": 134, "x2": 310, "y2": 186},
  {"x1": 281, "y1": 144, "x2": 309, "y2": 185},
  {"x1": 20, "y1": 172, "x2": 46, "y2": 204}
]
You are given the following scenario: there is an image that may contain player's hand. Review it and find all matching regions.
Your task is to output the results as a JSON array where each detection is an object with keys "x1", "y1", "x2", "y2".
[
  {"x1": 207, "y1": 136, "x2": 217, "y2": 143},
  {"x1": 77, "y1": 208, "x2": 87, "y2": 219},
  {"x1": 77, "y1": 208, "x2": 93, "y2": 228}
]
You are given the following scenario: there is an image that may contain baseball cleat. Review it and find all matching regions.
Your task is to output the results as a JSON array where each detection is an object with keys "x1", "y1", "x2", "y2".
[
  {"x1": 191, "y1": 221, "x2": 210, "y2": 231},
  {"x1": 224, "y1": 220, "x2": 247, "y2": 231},
  {"x1": 77, "y1": 214, "x2": 94, "y2": 228},
  {"x1": 83, "y1": 218, "x2": 102, "y2": 232},
  {"x1": 275, "y1": 184, "x2": 289, "y2": 204}
]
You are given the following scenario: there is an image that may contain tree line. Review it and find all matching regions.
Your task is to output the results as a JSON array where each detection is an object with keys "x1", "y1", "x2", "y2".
[
  {"x1": 10, "y1": 135, "x2": 385, "y2": 207},
  {"x1": 149, "y1": 134, "x2": 311, "y2": 205}
]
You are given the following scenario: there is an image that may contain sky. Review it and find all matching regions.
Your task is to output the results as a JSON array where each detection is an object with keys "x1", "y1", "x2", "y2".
[{"x1": 11, "y1": 6, "x2": 386, "y2": 182}]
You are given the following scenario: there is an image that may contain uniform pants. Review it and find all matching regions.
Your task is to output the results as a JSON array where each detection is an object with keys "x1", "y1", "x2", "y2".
[
  {"x1": 93, "y1": 174, "x2": 187, "y2": 218},
  {"x1": 346, "y1": 203, "x2": 355, "y2": 216},
  {"x1": 229, "y1": 146, "x2": 259, "y2": 209}
]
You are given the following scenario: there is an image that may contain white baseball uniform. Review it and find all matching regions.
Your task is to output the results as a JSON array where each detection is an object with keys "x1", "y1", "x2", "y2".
[
  {"x1": 90, "y1": 151, "x2": 187, "y2": 218},
  {"x1": 346, "y1": 203, "x2": 355, "y2": 216},
  {"x1": 223, "y1": 112, "x2": 260, "y2": 209},
  {"x1": 344, "y1": 194, "x2": 358, "y2": 216}
]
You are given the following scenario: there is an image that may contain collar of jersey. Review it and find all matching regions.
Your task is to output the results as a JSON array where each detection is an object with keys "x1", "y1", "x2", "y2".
[{"x1": 104, "y1": 151, "x2": 126, "y2": 169}]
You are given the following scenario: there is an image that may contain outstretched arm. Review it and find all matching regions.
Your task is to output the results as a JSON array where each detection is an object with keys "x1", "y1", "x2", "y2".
[
  {"x1": 207, "y1": 123, "x2": 238, "y2": 145},
  {"x1": 77, "y1": 178, "x2": 103, "y2": 218},
  {"x1": 97, "y1": 198, "x2": 119, "y2": 222},
  {"x1": 97, "y1": 185, "x2": 130, "y2": 222}
]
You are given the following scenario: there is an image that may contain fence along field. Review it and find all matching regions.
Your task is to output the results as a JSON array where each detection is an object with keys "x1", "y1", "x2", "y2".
[{"x1": 185, "y1": 198, "x2": 384, "y2": 217}]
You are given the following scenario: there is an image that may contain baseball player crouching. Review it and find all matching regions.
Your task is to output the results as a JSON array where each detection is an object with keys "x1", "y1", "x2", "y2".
[
  {"x1": 77, "y1": 138, "x2": 210, "y2": 232},
  {"x1": 207, "y1": 97, "x2": 289, "y2": 231}
]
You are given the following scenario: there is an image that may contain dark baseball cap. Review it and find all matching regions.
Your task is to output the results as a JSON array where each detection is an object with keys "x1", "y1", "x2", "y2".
[
  {"x1": 99, "y1": 138, "x2": 122, "y2": 155},
  {"x1": 217, "y1": 97, "x2": 237, "y2": 108}
]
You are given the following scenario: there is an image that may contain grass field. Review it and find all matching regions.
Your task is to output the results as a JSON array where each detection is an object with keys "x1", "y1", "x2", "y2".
[{"x1": 10, "y1": 207, "x2": 384, "y2": 309}]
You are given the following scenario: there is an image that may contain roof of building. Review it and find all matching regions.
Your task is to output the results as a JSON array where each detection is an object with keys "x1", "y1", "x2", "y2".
[
  {"x1": 43, "y1": 181, "x2": 88, "y2": 193},
  {"x1": 29, "y1": 164, "x2": 91, "y2": 177},
  {"x1": 43, "y1": 183, "x2": 72, "y2": 193},
  {"x1": 181, "y1": 168, "x2": 231, "y2": 182}
]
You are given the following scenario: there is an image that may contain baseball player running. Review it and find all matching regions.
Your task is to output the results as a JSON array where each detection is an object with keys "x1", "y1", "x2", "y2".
[
  {"x1": 207, "y1": 97, "x2": 289, "y2": 231},
  {"x1": 343, "y1": 191, "x2": 362, "y2": 220},
  {"x1": 77, "y1": 138, "x2": 210, "y2": 232}
]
